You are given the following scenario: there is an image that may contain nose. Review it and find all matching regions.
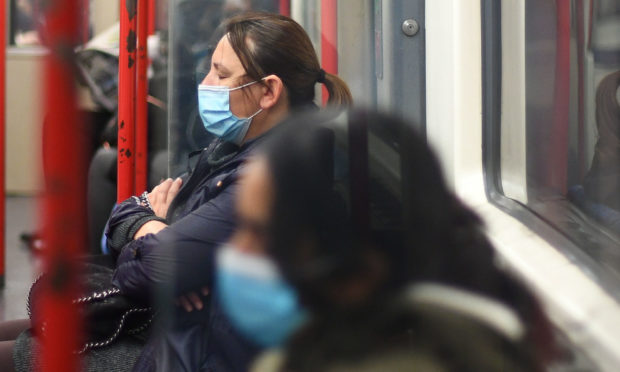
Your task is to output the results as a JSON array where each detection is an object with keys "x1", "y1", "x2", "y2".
[{"x1": 200, "y1": 70, "x2": 216, "y2": 86}]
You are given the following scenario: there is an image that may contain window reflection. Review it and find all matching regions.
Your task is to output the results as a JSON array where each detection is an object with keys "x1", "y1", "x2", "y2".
[
  {"x1": 501, "y1": 0, "x2": 620, "y2": 270},
  {"x1": 571, "y1": 1, "x2": 620, "y2": 238}
]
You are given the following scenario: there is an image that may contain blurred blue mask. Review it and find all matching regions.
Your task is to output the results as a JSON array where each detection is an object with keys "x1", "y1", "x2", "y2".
[
  {"x1": 216, "y1": 245, "x2": 307, "y2": 348},
  {"x1": 198, "y1": 81, "x2": 263, "y2": 145}
]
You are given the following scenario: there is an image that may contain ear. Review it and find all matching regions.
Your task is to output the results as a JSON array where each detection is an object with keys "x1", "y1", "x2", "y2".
[{"x1": 259, "y1": 74, "x2": 285, "y2": 109}]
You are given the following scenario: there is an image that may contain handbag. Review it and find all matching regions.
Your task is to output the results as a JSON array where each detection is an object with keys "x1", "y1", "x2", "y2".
[{"x1": 27, "y1": 261, "x2": 156, "y2": 354}]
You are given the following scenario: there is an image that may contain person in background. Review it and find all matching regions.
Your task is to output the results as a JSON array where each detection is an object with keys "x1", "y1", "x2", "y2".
[
  {"x1": 584, "y1": 70, "x2": 620, "y2": 211},
  {"x1": 569, "y1": 70, "x2": 620, "y2": 235},
  {"x1": 215, "y1": 108, "x2": 555, "y2": 371}
]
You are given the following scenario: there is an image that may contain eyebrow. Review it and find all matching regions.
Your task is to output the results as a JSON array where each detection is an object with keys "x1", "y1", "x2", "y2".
[{"x1": 213, "y1": 61, "x2": 232, "y2": 75}]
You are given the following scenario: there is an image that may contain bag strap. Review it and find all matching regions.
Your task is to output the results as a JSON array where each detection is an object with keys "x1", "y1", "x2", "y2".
[
  {"x1": 77, "y1": 307, "x2": 155, "y2": 354},
  {"x1": 73, "y1": 287, "x2": 121, "y2": 304}
]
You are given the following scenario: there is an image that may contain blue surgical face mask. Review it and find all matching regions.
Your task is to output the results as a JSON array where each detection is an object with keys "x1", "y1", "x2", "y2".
[
  {"x1": 216, "y1": 244, "x2": 307, "y2": 348},
  {"x1": 198, "y1": 80, "x2": 263, "y2": 145}
]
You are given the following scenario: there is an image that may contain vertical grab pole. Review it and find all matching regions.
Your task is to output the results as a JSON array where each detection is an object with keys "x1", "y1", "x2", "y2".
[
  {"x1": 279, "y1": 0, "x2": 290, "y2": 16},
  {"x1": 119, "y1": 0, "x2": 138, "y2": 201},
  {"x1": 148, "y1": 0, "x2": 156, "y2": 35},
  {"x1": 39, "y1": 0, "x2": 86, "y2": 369},
  {"x1": 81, "y1": 0, "x2": 90, "y2": 44},
  {"x1": 321, "y1": 0, "x2": 337, "y2": 105},
  {"x1": 135, "y1": 0, "x2": 149, "y2": 194},
  {"x1": 0, "y1": 0, "x2": 6, "y2": 288}
]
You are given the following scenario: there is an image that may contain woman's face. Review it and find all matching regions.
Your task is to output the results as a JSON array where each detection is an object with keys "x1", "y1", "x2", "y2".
[
  {"x1": 229, "y1": 157, "x2": 274, "y2": 255},
  {"x1": 201, "y1": 35, "x2": 262, "y2": 118}
]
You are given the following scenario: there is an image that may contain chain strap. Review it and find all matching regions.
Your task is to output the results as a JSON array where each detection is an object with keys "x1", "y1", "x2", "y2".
[
  {"x1": 26, "y1": 273, "x2": 44, "y2": 318},
  {"x1": 76, "y1": 307, "x2": 154, "y2": 354},
  {"x1": 28, "y1": 275, "x2": 154, "y2": 354},
  {"x1": 72, "y1": 287, "x2": 121, "y2": 304}
]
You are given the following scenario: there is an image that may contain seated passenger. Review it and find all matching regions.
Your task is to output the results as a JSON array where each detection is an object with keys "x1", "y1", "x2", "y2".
[
  {"x1": 583, "y1": 69, "x2": 620, "y2": 211},
  {"x1": 215, "y1": 109, "x2": 555, "y2": 371},
  {"x1": 0, "y1": 12, "x2": 352, "y2": 372},
  {"x1": 569, "y1": 70, "x2": 620, "y2": 235}
]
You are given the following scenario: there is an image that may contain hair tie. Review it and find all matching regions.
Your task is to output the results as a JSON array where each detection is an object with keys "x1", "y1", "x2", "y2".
[{"x1": 316, "y1": 69, "x2": 326, "y2": 84}]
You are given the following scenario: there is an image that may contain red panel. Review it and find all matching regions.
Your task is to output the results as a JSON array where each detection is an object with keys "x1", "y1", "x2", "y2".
[
  {"x1": 550, "y1": 0, "x2": 571, "y2": 193},
  {"x1": 135, "y1": 0, "x2": 149, "y2": 194},
  {"x1": 0, "y1": 0, "x2": 6, "y2": 286},
  {"x1": 118, "y1": 0, "x2": 138, "y2": 201},
  {"x1": 321, "y1": 0, "x2": 338, "y2": 105},
  {"x1": 39, "y1": 0, "x2": 87, "y2": 369},
  {"x1": 279, "y1": 0, "x2": 290, "y2": 16}
]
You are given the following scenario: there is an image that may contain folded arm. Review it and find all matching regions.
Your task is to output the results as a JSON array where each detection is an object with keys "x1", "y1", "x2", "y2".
[{"x1": 108, "y1": 184, "x2": 237, "y2": 302}]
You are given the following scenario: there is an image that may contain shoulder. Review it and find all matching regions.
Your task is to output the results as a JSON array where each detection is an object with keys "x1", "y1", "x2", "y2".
[
  {"x1": 250, "y1": 349, "x2": 286, "y2": 372},
  {"x1": 328, "y1": 350, "x2": 445, "y2": 372}
]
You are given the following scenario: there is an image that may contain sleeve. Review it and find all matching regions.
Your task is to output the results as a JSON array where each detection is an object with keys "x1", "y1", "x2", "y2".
[
  {"x1": 112, "y1": 183, "x2": 238, "y2": 302},
  {"x1": 105, "y1": 197, "x2": 167, "y2": 256}
]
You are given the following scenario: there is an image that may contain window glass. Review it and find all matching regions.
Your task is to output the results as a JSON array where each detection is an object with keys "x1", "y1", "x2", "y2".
[
  {"x1": 498, "y1": 0, "x2": 620, "y2": 276},
  {"x1": 10, "y1": 0, "x2": 92, "y2": 46}
]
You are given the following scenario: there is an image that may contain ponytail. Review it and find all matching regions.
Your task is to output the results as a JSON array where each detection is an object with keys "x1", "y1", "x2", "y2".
[{"x1": 322, "y1": 72, "x2": 353, "y2": 106}]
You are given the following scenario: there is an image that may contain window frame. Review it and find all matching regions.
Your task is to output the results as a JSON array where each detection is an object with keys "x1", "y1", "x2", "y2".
[{"x1": 481, "y1": 0, "x2": 620, "y2": 300}]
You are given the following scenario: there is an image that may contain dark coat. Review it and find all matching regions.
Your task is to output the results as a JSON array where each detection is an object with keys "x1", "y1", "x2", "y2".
[{"x1": 108, "y1": 138, "x2": 264, "y2": 371}]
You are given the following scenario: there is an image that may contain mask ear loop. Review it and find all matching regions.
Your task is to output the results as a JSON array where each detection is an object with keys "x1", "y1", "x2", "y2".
[
  {"x1": 228, "y1": 76, "x2": 269, "y2": 91},
  {"x1": 230, "y1": 77, "x2": 270, "y2": 122}
]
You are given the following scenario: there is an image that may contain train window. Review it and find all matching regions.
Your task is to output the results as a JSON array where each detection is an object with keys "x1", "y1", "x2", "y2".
[
  {"x1": 10, "y1": 0, "x2": 40, "y2": 46},
  {"x1": 483, "y1": 0, "x2": 620, "y2": 295},
  {"x1": 8, "y1": 0, "x2": 91, "y2": 47}
]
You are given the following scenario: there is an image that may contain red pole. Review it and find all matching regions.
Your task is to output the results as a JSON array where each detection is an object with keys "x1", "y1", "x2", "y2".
[
  {"x1": 148, "y1": 0, "x2": 156, "y2": 35},
  {"x1": 118, "y1": 0, "x2": 138, "y2": 201},
  {"x1": 321, "y1": 0, "x2": 338, "y2": 105},
  {"x1": 0, "y1": 0, "x2": 6, "y2": 288},
  {"x1": 279, "y1": 0, "x2": 290, "y2": 16},
  {"x1": 39, "y1": 0, "x2": 86, "y2": 369},
  {"x1": 135, "y1": 0, "x2": 149, "y2": 194},
  {"x1": 82, "y1": 0, "x2": 90, "y2": 43},
  {"x1": 550, "y1": 0, "x2": 570, "y2": 193}
]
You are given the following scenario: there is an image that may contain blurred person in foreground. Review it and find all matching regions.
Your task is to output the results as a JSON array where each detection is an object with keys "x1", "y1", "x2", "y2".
[{"x1": 214, "y1": 108, "x2": 556, "y2": 371}]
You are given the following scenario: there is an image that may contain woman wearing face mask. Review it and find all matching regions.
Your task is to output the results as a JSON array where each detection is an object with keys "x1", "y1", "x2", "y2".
[
  {"x1": 217, "y1": 109, "x2": 555, "y2": 371},
  {"x1": 3, "y1": 12, "x2": 351, "y2": 372}
]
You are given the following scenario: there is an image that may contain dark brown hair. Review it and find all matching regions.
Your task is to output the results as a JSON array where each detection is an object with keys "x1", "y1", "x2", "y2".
[{"x1": 225, "y1": 12, "x2": 352, "y2": 107}]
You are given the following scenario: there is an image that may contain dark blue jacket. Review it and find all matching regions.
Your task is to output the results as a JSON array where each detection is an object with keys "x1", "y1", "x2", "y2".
[{"x1": 108, "y1": 138, "x2": 263, "y2": 371}]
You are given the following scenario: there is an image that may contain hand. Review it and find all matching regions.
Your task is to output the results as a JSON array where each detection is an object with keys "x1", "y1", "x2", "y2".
[
  {"x1": 148, "y1": 178, "x2": 183, "y2": 218},
  {"x1": 175, "y1": 287, "x2": 210, "y2": 312}
]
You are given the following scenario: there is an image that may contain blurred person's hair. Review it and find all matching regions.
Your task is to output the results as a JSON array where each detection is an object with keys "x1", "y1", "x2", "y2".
[{"x1": 258, "y1": 108, "x2": 554, "y2": 368}]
